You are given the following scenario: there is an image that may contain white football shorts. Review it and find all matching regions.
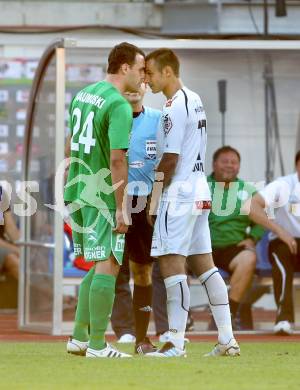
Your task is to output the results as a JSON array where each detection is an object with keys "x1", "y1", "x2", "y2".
[{"x1": 151, "y1": 200, "x2": 212, "y2": 257}]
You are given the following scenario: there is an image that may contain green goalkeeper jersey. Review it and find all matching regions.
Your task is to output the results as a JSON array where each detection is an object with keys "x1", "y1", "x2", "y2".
[{"x1": 64, "y1": 81, "x2": 132, "y2": 210}]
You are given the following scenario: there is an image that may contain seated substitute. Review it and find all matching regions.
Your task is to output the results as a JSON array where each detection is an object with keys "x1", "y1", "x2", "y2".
[
  {"x1": 245, "y1": 150, "x2": 300, "y2": 335},
  {"x1": 208, "y1": 146, "x2": 264, "y2": 326},
  {"x1": 0, "y1": 186, "x2": 20, "y2": 280}
]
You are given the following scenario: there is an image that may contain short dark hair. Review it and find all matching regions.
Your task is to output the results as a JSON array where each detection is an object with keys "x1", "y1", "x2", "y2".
[
  {"x1": 295, "y1": 150, "x2": 300, "y2": 165},
  {"x1": 213, "y1": 145, "x2": 241, "y2": 163},
  {"x1": 146, "y1": 48, "x2": 180, "y2": 77},
  {"x1": 107, "y1": 42, "x2": 145, "y2": 74}
]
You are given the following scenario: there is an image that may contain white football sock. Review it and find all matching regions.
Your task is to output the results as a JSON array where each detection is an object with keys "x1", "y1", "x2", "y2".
[
  {"x1": 164, "y1": 274, "x2": 190, "y2": 350},
  {"x1": 199, "y1": 267, "x2": 233, "y2": 344}
]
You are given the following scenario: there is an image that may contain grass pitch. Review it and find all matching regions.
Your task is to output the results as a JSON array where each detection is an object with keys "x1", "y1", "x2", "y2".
[{"x1": 1, "y1": 342, "x2": 300, "y2": 390}]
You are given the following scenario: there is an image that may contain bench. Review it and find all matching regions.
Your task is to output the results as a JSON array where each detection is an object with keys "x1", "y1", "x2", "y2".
[{"x1": 0, "y1": 273, "x2": 18, "y2": 310}]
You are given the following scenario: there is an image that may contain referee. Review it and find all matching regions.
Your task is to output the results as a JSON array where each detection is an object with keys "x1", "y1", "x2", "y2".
[{"x1": 114, "y1": 82, "x2": 161, "y2": 354}]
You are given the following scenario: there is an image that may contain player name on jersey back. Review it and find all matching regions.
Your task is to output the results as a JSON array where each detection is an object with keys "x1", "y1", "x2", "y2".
[{"x1": 75, "y1": 91, "x2": 106, "y2": 109}]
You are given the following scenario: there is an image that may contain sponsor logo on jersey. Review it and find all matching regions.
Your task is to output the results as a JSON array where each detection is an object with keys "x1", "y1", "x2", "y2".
[
  {"x1": 193, "y1": 153, "x2": 204, "y2": 172},
  {"x1": 145, "y1": 139, "x2": 156, "y2": 160},
  {"x1": 195, "y1": 105, "x2": 204, "y2": 113},
  {"x1": 198, "y1": 119, "x2": 207, "y2": 131},
  {"x1": 165, "y1": 96, "x2": 177, "y2": 107},
  {"x1": 162, "y1": 114, "x2": 173, "y2": 135},
  {"x1": 129, "y1": 161, "x2": 145, "y2": 168},
  {"x1": 195, "y1": 200, "x2": 212, "y2": 210}
]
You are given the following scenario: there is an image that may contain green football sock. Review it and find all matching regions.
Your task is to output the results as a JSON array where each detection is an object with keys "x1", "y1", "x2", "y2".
[
  {"x1": 89, "y1": 273, "x2": 116, "y2": 350},
  {"x1": 73, "y1": 266, "x2": 95, "y2": 342}
]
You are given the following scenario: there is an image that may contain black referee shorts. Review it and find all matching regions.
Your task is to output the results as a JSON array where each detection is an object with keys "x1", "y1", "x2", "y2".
[{"x1": 125, "y1": 195, "x2": 154, "y2": 265}]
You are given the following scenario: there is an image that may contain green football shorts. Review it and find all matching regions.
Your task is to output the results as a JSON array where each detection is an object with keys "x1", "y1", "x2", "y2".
[{"x1": 68, "y1": 203, "x2": 125, "y2": 264}]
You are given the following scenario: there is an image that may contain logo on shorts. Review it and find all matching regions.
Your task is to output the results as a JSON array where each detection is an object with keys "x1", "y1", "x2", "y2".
[
  {"x1": 87, "y1": 231, "x2": 97, "y2": 242},
  {"x1": 289, "y1": 203, "x2": 300, "y2": 216},
  {"x1": 162, "y1": 114, "x2": 172, "y2": 135},
  {"x1": 139, "y1": 306, "x2": 152, "y2": 312},
  {"x1": 73, "y1": 243, "x2": 82, "y2": 256},
  {"x1": 114, "y1": 234, "x2": 125, "y2": 252},
  {"x1": 84, "y1": 246, "x2": 106, "y2": 260}
]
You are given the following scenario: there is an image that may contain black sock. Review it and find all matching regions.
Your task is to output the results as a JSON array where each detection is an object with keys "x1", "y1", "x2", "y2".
[
  {"x1": 133, "y1": 284, "x2": 152, "y2": 344},
  {"x1": 229, "y1": 298, "x2": 240, "y2": 319}
]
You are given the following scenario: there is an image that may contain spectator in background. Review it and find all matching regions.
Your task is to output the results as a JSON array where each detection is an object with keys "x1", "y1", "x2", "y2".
[
  {"x1": 245, "y1": 150, "x2": 300, "y2": 335},
  {"x1": 0, "y1": 186, "x2": 20, "y2": 280},
  {"x1": 207, "y1": 146, "x2": 264, "y2": 328}
]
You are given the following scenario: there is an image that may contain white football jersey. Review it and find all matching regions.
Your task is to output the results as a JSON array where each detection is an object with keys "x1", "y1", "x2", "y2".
[
  {"x1": 157, "y1": 86, "x2": 211, "y2": 202},
  {"x1": 260, "y1": 173, "x2": 300, "y2": 239}
]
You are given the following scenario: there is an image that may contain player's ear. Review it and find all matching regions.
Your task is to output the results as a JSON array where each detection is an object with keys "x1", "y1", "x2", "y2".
[
  {"x1": 163, "y1": 65, "x2": 173, "y2": 78},
  {"x1": 161, "y1": 65, "x2": 168, "y2": 78},
  {"x1": 120, "y1": 63, "x2": 129, "y2": 74}
]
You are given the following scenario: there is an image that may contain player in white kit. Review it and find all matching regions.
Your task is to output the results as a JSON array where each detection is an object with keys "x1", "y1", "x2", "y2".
[{"x1": 145, "y1": 48, "x2": 240, "y2": 357}]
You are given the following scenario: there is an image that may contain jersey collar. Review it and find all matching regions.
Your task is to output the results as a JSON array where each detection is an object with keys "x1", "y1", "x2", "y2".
[{"x1": 133, "y1": 106, "x2": 145, "y2": 118}]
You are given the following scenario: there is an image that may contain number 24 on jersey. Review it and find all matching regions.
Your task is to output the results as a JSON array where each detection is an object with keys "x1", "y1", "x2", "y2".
[{"x1": 71, "y1": 108, "x2": 96, "y2": 154}]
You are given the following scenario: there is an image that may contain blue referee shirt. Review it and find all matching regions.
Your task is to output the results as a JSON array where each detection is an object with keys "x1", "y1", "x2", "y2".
[{"x1": 128, "y1": 106, "x2": 161, "y2": 196}]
